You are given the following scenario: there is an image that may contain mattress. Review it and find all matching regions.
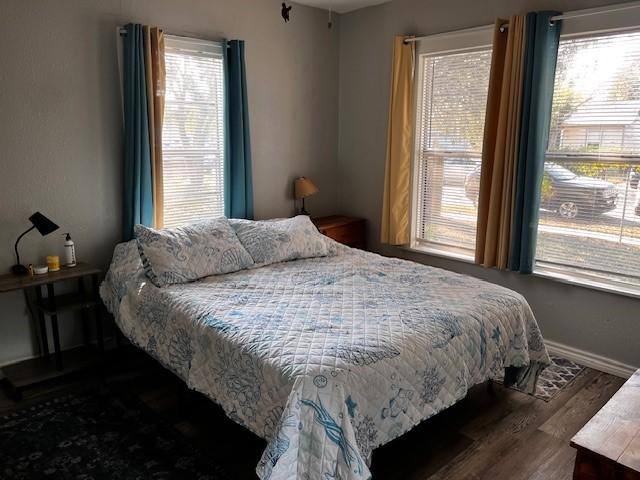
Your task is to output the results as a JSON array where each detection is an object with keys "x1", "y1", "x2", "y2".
[{"x1": 101, "y1": 241, "x2": 550, "y2": 480}]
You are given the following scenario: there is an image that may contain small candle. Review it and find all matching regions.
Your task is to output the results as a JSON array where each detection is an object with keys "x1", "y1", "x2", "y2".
[{"x1": 46, "y1": 255, "x2": 60, "y2": 272}]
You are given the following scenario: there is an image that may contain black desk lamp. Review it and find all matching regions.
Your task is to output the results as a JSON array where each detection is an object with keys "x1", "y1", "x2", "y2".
[{"x1": 11, "y1": 212, "x2": 59, "y2": 275}]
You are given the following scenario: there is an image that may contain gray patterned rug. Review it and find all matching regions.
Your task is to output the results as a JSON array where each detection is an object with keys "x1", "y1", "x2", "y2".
[
  {"x1": 496, "y1": 355, "x2": 586, "y2": 401},
  {"x1": 0, "y1": 387, "x2": 231, "y2": 479}
]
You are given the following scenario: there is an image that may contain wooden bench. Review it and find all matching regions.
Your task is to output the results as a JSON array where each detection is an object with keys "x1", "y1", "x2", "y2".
[{"x1": 571, "y1": 369, "x2": 640, "y2": 479}]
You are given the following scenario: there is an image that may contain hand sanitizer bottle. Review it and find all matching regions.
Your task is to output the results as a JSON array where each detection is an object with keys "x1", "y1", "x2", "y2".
[{"x1": 64, "y1": 233, "x2": 76, "y2": 267}]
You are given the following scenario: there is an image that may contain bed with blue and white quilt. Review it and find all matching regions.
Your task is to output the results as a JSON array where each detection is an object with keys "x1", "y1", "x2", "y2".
[{"x1": 101, "y1": 216, "x2": 550, "y2": 480}]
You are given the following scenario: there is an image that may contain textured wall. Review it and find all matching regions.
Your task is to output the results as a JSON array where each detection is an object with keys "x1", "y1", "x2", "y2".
[
  {"x1": 0, "y1": 0, "x2": 340, "y2": 365},
  {"x1": 337, "y1": 0, "x2": 640, "y2": 368}
]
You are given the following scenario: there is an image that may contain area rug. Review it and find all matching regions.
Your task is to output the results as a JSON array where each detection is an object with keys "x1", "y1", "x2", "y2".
[
  {"x1": 0, "y1": 388, "x2": 230, "y2": 479},
  {"x1": 495, "y1": 355, "x2": 586, "y2": 401}
]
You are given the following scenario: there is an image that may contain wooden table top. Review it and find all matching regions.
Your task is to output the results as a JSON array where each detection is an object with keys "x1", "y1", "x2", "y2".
[
  {"x1": 311, "y1": 215, "x2": 365, "y2": 230},
  {"x1": 0, "y1": 262, "x2": 101, "y2": 293},
  {"x1": 571, "y1": 369, "x2": 640, "y2": 473}
]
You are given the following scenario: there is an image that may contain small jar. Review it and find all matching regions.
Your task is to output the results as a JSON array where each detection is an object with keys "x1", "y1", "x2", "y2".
[{"x1": 46, "y1": 255, "x2": 60, "y2": 272}]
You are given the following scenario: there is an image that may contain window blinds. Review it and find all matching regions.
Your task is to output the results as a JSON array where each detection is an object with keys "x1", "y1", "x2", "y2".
[
  {"x1": 162, "y1": 36, "x2": 225, "y2": 228},
  {"x1": 536, "y1": 30, "x2": 640, "y2": 288},
  {"x1": 414, "y1": 48, "x2": 492, "y2": 255}
]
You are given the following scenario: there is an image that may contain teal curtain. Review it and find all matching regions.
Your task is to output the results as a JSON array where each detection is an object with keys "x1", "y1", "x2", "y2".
[
  {"x1": 509, "y1": 12, "x2": 561, "y2": 273},
  {"x1": 224, "y1": 40, "x2": 254, "y2": 219},
  {"x1": 122, "y1": 23, "x2": 154, "y2": 240}
]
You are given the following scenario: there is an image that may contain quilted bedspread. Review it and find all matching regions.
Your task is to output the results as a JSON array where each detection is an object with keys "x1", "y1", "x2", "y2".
[{"x1": 101, "y1": 241, "x2": 550, "y2": 480}]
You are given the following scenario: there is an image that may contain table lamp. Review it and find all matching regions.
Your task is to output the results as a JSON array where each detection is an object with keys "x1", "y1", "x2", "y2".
[
  {"x1": 294, "y1": 177, "x2": 318, "y2": 216},
  {"x1": 11, "y1": 212, "x2": 59, "y2": 275}
]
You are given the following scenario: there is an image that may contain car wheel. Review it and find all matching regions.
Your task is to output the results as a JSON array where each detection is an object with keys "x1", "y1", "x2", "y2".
[{"x1": 558, "y1": 201, "x2": 579, "y2": 219}]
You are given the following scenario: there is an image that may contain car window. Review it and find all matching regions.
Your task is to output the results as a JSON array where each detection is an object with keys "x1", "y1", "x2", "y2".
[{"x1": 546, "y1": 163, "x2": 577, "y2": 181}]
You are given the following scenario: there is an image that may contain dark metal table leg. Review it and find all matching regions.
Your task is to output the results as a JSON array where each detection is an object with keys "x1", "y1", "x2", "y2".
[
  {"x1": 2, "y1": 376, "x2": 22, "y2": 401},
  {"x1": 46, "y1": 283, "x2": 63, "y2": 371},
  {"x1": 78, "y1": 277, "x2": 90, "y2": 348},
  {"x1": 92, "y1": 274, "x2": 104, "y2": 354},
  {"x1": 34, "y1": 286, "x2": 49, "y2": 357}
]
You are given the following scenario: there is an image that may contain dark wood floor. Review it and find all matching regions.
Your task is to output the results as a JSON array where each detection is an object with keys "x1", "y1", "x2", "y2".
[{"x1": 0, "y1": 352, "x2": 625, "y2": 480}]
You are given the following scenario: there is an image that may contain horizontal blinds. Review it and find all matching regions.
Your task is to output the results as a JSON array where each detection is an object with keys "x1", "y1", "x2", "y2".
[
  {"x1": 536, "y1": 30, "x2": 640, "y2": 288},
  {"x1": 415, "y1": 48, "x2": 492, "y2": 253},
  {"x1": 162, "y1": 36, "x2": 225, "y2": 228}
]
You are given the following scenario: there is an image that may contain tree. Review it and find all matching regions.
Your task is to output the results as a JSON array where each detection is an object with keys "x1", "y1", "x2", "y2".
[
  {"x1": 547, "y1": 41, "x2": 587, "y2": 151},
  {"x1": 425, "y1": 50, "x2": 492, "y2": 151},
  {"x1": 609, "y1": 57, "x2": 640, "y2": 101},
  {"x1": 548, "y1": 87, "x2": 589, "y2": 151}
]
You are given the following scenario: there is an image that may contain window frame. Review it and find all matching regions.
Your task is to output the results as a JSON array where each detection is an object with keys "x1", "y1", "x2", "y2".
[
  {"x1": 409, "y1": 26, "x2": 494, "y2": 260},
  {"x1": 161, "y1": 34, "x2": 227, "y2": 228},
  {"x1": 533, "y1": 15, "x2": 640, "y2": 297},
  {"x1": 406, "y1": 11, "x2": 640, "y2": 299}
]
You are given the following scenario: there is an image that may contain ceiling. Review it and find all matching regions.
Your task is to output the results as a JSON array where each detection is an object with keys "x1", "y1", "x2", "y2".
[{"x1": 293, "y1": 0, "x2": 391, "y2": 14}]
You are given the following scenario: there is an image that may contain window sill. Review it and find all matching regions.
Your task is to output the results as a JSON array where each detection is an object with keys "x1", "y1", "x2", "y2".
[
  {"x1": 402, "y1": 244, "x2": 475, "y2": 265},
  {"x1": 533, "y1": 266, "x2": 640, "y2": 301},
  {"x1": 401, "y1": 244, "x2": 640, "y2": 301}
]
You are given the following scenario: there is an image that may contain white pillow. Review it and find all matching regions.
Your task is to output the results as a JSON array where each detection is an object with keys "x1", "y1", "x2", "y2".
[
  {"x1": 230, "y1": 215, "x2": 337, "y2": 266},
  {"x1": 134, "y1": 218, "x2": 254, "y2": 287}
]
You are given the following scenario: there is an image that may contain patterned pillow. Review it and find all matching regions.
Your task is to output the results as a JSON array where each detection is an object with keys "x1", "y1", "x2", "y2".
[
  {"x1": 134, "y1": 218, "x2": 254, "y2": 287},
  {"x1": 229, "y1": 215, "x2": 337, "y2": 266}
]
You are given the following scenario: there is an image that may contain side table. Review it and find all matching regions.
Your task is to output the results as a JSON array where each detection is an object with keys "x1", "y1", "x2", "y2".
[{"x1": 0, "y1": 262, "x2": 104, "y2": 398}]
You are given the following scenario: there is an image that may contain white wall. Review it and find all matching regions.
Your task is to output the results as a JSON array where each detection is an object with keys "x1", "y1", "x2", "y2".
[
  {"x1": 337, "y1": 0, "x2": 640, "y2": 368},
  {"x1": 0, "y1": 0, "x2": 340, "y2": 365}
]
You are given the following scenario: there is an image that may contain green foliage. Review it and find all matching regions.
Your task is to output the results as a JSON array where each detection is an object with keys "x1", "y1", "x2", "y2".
[
  {"x1": 541, "y1": 175, "x2": 553, "y2": 203},
  {"x1": 569, "y1": 162, "x2": 629, "y2": 180},
  {"x1": 608, "y1": 57, "x2": 640, "y2": 101}
]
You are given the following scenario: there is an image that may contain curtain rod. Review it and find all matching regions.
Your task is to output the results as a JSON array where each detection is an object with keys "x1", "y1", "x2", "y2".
[
  {"x1": 118, "y1": 26, "x2": 229, "y2": 47},
  {"x1": 406, "y1": 0, "x2": 640, "y2": 44},
  {"x1": 550, "y1": 0, "x2": 640, "y2": 23},
  {"x1": 404, "y1": 23, "x2": 505, "y2": 43},
  {"x1": 118, "y1": 27, "x2": 198, "y2": 38}
]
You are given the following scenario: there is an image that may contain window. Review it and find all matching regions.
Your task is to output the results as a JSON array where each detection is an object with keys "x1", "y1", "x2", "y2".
[
  {"x1": 412, "y1": 30, "x2": 493, "y2": 258},
  {"x1": 162, "y1": 36, "x2": 225, "y2": 228},
  {"x1": 536, "y1": 30, "x2": 640, "y2": 291}
]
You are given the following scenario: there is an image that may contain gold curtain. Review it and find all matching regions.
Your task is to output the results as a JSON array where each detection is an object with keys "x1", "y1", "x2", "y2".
[
  {"x1": 381, "y1": 36, "x2": 415, "y2": 245},
  {"x1": 144, "y1": 26, "x2": 166, "y2": 228},
  {"x1": 475, "y1": 17, "x2": 526, "y2": 268}
]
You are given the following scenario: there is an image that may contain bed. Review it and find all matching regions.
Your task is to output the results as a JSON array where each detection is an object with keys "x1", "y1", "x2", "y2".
[{"x1": 101, "y1": 238, "x2": 549, "y2": 480}]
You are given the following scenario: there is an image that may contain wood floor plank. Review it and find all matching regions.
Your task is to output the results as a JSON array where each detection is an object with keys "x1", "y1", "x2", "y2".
[
  {"x1": 484, "y1": 429, "x2": 577, "y2": 480},
  {"x1": 371, "y1": 409, "x2": 474, "y2": 480},
  {"x1": 426, "y1": 369, "x2": 601, "y2": 480},
  {"x1": 540, "y1": 372, "x2": 625, "y2": 442},
  {"x1": 456, "y1": 382, "x2": 534, "y2": 441}
]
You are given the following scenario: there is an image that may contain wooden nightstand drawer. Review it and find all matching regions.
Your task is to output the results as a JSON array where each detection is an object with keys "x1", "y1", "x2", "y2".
[{"x1": 312, "y1": 215, "x2": 366, "y2": 248}]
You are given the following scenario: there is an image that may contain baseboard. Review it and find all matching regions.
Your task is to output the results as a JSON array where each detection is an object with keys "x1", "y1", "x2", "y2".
[
  {"x1": 546, "y1": 339, "x2": 637, "y2": 379},
  {"x1": 0, "y1": 336, "x2": 117, "y2": 369}
]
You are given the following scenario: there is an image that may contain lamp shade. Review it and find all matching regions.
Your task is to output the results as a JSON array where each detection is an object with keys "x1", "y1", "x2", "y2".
[
  {"x1": 294, "y1": 177, "x2": 319, "y2": 199},
  {"x1": 29, "y1": 211, "x2": 59, "y2": 236}
]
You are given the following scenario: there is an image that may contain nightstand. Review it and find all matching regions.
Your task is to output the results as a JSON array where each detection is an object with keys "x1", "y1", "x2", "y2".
[
  {"x1": 0, "y1": 263, "x2": 104, "y2": 398},
  {"x1": 312, "y1": 215, "x2": 366, "y2": 249}
]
